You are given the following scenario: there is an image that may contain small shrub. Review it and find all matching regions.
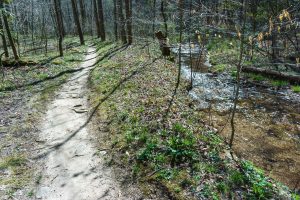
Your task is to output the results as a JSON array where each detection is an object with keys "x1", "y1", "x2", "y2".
[
  {"x1": 241, "y1": 161, "x2": 273, "y2": 199},
  {"x1": 213, "y1": 64, "x2": 227, "y2": 73},
  {"x1": 216, "y1": 181, "x2": 229, "y2": 193},
  {"x1": 292, "y1": 193, "x2": 300, "y2": 200},
  {"x1": 157, "y1": 168, "x2": 178, "y2": 180},
  {"x1": 291, "y1": 85, "x2": 300, "y2": 93},
  {"x1": 137, "y1": 140, "x2": 158, "y2": 162},
  {"x1": 231, "y1": 70, "x2": 237, "y2": 78},
  {"x1": 165, "y1": 123, "x2": 198, "y2": 166},
  {"x1": 229, "y1": 170, "x2": 245, "y2": 186},
  {"x1": 250, "y1": 74, "x2": 265, "y2": 81},
  {"x1": 271, "y1": 80, "x2": 289, "y2": 87},
  {"x1": 0, "y1": 155, "x2": 26, "y2": 170}
]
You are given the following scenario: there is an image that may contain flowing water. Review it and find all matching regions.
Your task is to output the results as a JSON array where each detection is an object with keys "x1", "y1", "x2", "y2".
[{"x1": 173, "y1": 45, "x2": 300, "y2": 190}]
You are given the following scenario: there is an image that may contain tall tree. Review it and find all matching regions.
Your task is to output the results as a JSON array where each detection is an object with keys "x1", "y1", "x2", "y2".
[
  {"x1": 93, "y1": 0, "x2": 101, "y2": 38},
  {"x1": 71, "y1": 0, "x2": 84, "y2": 45},
  {"x1": 124, "y1": 0, "x2": 132, "y2": 44},
  {"x1": 161, "y1": 0, "x2": 168, "y2": 38},
  {"x1": 53, "y1": 0, "x2": 64, "y2": 56},
  {"x1": 78, "y1": 0, "x2": 86, "y2": 31},
  {"x1": 0, "y1": 16, "x2": 9, "y2": 58},
  {"x1": 97, "y1": 0, "x2": 105, "y2": 41},
  {"x1": 152, "y1": 0, "x2": 156, "y2": 39},
  {"x1": 117, "y1": 0, "x2": 126, "y2": 43},
  {"x1": 31, "y1": 0, "x2": 35, "y2": 50},
  {"x1": 113, "y1": 0, "x2": 118, "y2": 41},
  {"x1": 1, "y1": 1, "x2": 19, "y2": 60},
  {"x1": 57, "y1": 0, "x2": 66, "y2": 37}
]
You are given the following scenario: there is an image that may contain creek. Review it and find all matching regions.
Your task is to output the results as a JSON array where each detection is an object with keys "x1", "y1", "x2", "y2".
[{"x1": 172, "y1": 44, "x2": 300, "y2": 190}]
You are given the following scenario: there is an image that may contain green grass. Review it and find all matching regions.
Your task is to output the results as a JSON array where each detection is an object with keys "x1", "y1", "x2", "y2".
[
  {"x1": 241, "y1": 161, "x2": 273, "y2": 199},
  {"x1": 291, "y1": 85, "x2": 300, "y2": 93},
  {"x1": 213, "y1": 64, "x2": 228, "y2": 73},
  {"x1": 88, "y1": 44, "x2": 293, "y2": 199},
  {"x1": 0, "y1": 36, "x2": 94, "y2": 197},
  {"x1": 27, "y1": 190, "x2": 34, "y2": 197},
  {"x1": 292, "y1": 193, "x2": 300, "y2": 200},
  {"x1": 0, "y1": 155, "x2": 26, "y2": 170},
  {"x1": 0, "y1": 37, "x2": 88, "y2": 92},
  {"x1": 249, "y1": 73, "x2": 266, "y2": 81},
  {"x1": 231, "y1": 70, "x2": 237, "y2": 78},
  {"x1": 271, "y1": 80, "x2": 289, "y2": 87},
  {"x1": 0, "y1": 154, "x2": 31, "y2": 192}
]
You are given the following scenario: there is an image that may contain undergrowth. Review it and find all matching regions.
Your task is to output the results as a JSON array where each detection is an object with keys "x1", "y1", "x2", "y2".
[
  {"x1": 89, "y1": 43, "x2": 294, "y2": 199},
  {"x1": 0, "y1": 37, "x2": 93, "y2": 92},
  {"x1": 0, "y1": 37, "x2": 102, "y2": 198}
]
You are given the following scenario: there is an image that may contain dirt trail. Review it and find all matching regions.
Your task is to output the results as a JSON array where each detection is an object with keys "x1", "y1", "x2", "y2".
[{"x1": 35, "y1": 48, "x2": 125, "y2": 200}]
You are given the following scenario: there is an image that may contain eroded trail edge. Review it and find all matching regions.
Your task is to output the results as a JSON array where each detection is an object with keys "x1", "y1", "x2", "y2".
[{"x1": 35, "y1": 47, "x2": 122, "y2": 200}]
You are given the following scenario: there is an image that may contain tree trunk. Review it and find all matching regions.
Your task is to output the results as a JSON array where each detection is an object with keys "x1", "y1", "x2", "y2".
[
  {"x1": 117, "y1": 0, "x2": 126, "y2": 44},
  {"x1": 71, "y1": 0, "x2": 85, "y2": 45},
  {"x1": 78, "y1": 0, "x2": 86, "y2": 31},
  {"x1": 97, "y1": 0, "x2": 105, "y2": 41},
  {"x1": 57, "y1": 0, "x2": 66, "y2": 37},
  {"x1": 41, "y1": 4, "x2": 48, "y2": 55},
  {"x1": 152, "y1": 0, "x2": 156, "y2": 39},
  {"x1": 229, "y1": 0, "x2": 247, "y2": 148},
  {"x1": 66, "y1": 3, "x2": 73, "y2": 35},
  {"x1": 113, "y1": 0, "x2": 118, "y2": 41},
  {"x1": 242, "y1": 67, "x2": 300, "y2": 84},
  {"x1": 53, "y1": 0, "x2": 64, "y2": 56},
  {"x1": 0, "y1": 16, "x2": 9, "y2": 58},
  {"x1": 93, "y1": 0, "x2": 101, "y2": 38},
  {"x1": 124, "y1": 0, "x2": 132, "y2": 44},
  {"x1": 1, "y1": 3, "x2": 19, "y2": 60},
  {"x1": 163, "y1": 0, "x2": 184, "y2": 123},
  {"x1": 161, "y1": 0, "x2": 168, "y2": 38},
  {"x1": 177, "y1": 0, "x2": 184, "y2": 88}
]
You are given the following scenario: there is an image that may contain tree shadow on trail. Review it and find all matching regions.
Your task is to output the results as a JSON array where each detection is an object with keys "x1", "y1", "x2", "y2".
[
  {"x1": 33, "y1": 58, "x2": 158, "y2": 160},
  {"x1": 0, "y1": 45, "x2": 128, "y2": 92}
]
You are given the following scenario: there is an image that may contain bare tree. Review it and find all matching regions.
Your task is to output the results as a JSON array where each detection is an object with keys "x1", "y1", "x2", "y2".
[
  {"x1": 71, "y1": 0, "x2": 84, "y2": 45},
  {"x1": 124, "y1": 0, "x2": 132, "y2": 44},
  {"x1": 78, "y1": 0, "x2": 86, "y2": 31},
  {"x1": 113, "y1": 0, "x2": 118, "y2": 41},
  {"x1": 161, "y1": 0, "x2": 168, "y2": 38},
  {"x1": 117, "y1": 0, "x2": 126, "y2": 44},
  {"x1": 53, "y1": 0, "x2": 64, "y2": 56},
  {"x1": 93, "y1": 0, "x2": 101, "y2": 38},
  {"x1": 0, "y1": 16, "x2": 9, "y2": 58},
  {"x1": 97, "y1": 0, "x2": 105, "y2": 41},
  {"x1": 229, "y1": 0, "x2": 247, "y2": 148},
  {"x1": 152, "y1": 0, "x2": 156, "y2": 39},
  {"x1": 1, "y1": 2, "x2": 19, "y2": 60}
]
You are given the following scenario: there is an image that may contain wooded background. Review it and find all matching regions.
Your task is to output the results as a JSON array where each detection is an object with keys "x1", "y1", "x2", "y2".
[{"x1": 0, "y1": 0, "x2": 299, "y2": 77}]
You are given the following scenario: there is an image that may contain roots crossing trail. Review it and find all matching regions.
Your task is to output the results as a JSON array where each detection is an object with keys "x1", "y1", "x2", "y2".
[{"x1": 35, "y1": 47, "x2": 124, "y2": 200}]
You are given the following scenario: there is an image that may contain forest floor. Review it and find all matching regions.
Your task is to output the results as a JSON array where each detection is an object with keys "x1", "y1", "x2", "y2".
[
  {"x1": 0, "y1": 40, "x2": 298, "y2": 200},
  {"x1": 0, "y1": 40, "x2": 89, "y2": 199},
  {"x1": 0, "y1": 42, "x2": 146, "y2": 199},
  {"x1": 33, "y1": 47, "x2": 141, "y2": 200},
  {"x1": 88, "y1": 43, "x2": 296, "y2": 199}
]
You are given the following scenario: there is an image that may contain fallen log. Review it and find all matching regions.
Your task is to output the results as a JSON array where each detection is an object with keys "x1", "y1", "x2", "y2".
[
  {"x1": 242, "y1": 67, "x2": 300, "y2": 84},
  {"x1": 2, "y1": 59, "x2": 37, "y2": 67}
]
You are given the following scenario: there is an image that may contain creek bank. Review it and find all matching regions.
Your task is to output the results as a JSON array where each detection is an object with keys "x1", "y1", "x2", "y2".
[
  {"x1": 88, "y1": 43, "x2": 294, "y2": 199},
  {"x1": 172, "y1": 44, "x2": 300, "y2": 190}
]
